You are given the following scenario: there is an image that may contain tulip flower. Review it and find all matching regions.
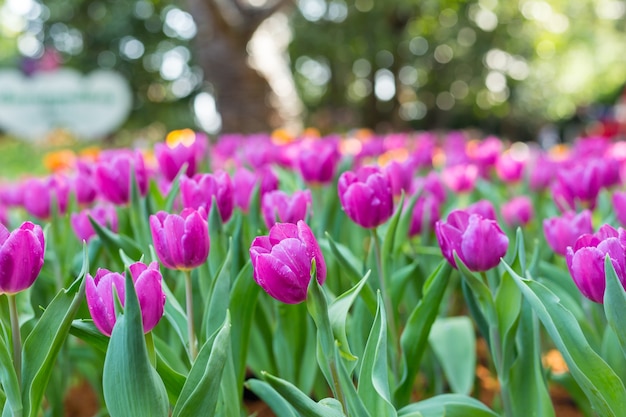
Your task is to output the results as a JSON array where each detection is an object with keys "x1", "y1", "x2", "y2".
[
  {"x1": 296, "y1": 139, "x2": 341, "y2": 184},
  {"x1": 612, "y1": 190, "x2": 626, "y2": 227},
  {"x1": 233, "y1": 166, "x2": 279, "y2": 212},
  {"x1": 249, "y1": 221, "x2": 326, "y2": 304},
  {"x1": 71, "y1": 203, "x2": 118, "y2": 242},
  {"x1": 435, "y1": 210, "x2": 509, "y2": 272},
  {"x1": 72, "y1": 159, "x2": 97, "y2": 206},
  {"x1": 0, "y1": 221, "x2": 45, "y2": 294},
  {"x1": 94, "y1": 150, "x2": 148, "y2": 205},
  {"x1": 552, "y1": 160, "x2": 604, "y2": 211},
  {"x1": 262, "y1": 190, "x2": 312, "y2": 230},
  {"x1": 21, "y1": 175, "x2": 70, "y2": 219},
  {"x1": 501, "y1": 196, "x2": 534, "y2": 228},
  {"x1": 338, "y1": 166, "x2": 394, "y2": 229},
  {"x1": 384, "y1": 159, "x2": 415, "y2": 197},
  {"x1": 149, "y1": 208, "x2": 210, "y2": 271},
  {"x1": 154, "y1": 131, "x2": 207, "y2": 182},
  {"x1": 566, "y1": 225, "x2": 626, "y2": 303},
  {"x1": 85, "y1": 262, "x2": 166, "y2": 336},
  {"x1": 408, "y1": 195, "x2": 440, "y2": 237},
  {"x1": 180, "y1": 171, "x2": 234, "y2": 222},
  {"x1": 466, "y1": 199, "x2": 497, "y2": 221},
  {"x1": 495, "y1": 152, "x2": 525, "y2": 183},
  {"x1": 543, "y1": 210, "x2": 593, "y2": 256},
  {"x1": 410, "y1": 172, "x2": 447, "y2": 204},
  {"x1": 441, "y1": 164, "x2": 478, "y2": 194}
]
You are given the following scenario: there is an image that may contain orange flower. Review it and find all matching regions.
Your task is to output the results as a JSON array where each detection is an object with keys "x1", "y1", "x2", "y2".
[{"x1": 43, "y1": 150, "x2": 76, "y2": 172}]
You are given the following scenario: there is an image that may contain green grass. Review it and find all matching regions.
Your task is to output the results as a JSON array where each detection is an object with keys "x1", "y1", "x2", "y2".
[{"x1": 0, "y1": 136, "x2": 52, "y2": 179}]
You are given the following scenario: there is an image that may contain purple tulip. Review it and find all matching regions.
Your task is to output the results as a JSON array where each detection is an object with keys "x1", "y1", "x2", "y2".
[
  {"x1": 180, "y1": 171, "x2": 234, "y2": 222},
  {"x1": 296, "y1": 139, "x2": 341, "y2": 184},
  {"x1": 249, "y1": 221, "x2": 326, "y2": 304},
  {"x1": 442, "y1": 164, "x2": 478, "y2": 193},
  {"x1": 71, "y1": 203, "x2": 118, "y2": 242},
  {"x1": 528, "y1": 154, "x2": 556, "y2": 191},
  {"x1": 94, "y1": 150, "x2": 148, "y2": 205},
  {"x1": 543, "y1": 210, "x2": 593, "y2": 256},
  {"x1": 495, "y1": 152, "x2": 525, "y2": 183},
  {"x1": 85, "y1": 262, "x2": 166, "y2": 336},
  {"x1": 384, "y1": 159, "x2": 415, "y2": 197},
  {"x1": 338, "y1": 166, "x2": 394, "y2": 229},
  {"x1": 408, "y1": 195, "x2": 440, "y2": 237},
  {"x1": 501, "y1": 196, "x2": 534, "y2": 227},
  {"x1": 613, "y1": 191, "x2": 626, "y2": 227},
  {"x1": 466, "y1": 199, "x2": 497, "y2": 221},
  {"x1": 435, "y1": 210, "x2": 509, "y2": 272},
  {"x1": 553, "y1": 160, "x2": 604, "y2": 211},
  {"x1": 71, "y1": 159, "x2": 97, "y2": 206},
  {"x1": 233, "y1": 166, "x2": 279, "y2": 212},
  {"x1": 410, "y1": 172, "x2": 447, "y2": 204},
  {"x1": 566, "y1": 225, "x2": 626, "y2": 303},
  {"x1": 467, "y1": 136, "x2": 502, "y2": 173},
  {"x1": 21, "y1": 175, "x2": 70, "y2": 219},
  {"x1": 262, "y1": 190, "x2": 312, "y2": 229},
  {"x1": 0, "y1": 222, "x2": 45, "y2": 294},
  {"x1": 150, "y1": 208, "x2": 210, "y2": 270},
  {"x1": 154, "y1": 133, "x2": 207, "y2": 182}
]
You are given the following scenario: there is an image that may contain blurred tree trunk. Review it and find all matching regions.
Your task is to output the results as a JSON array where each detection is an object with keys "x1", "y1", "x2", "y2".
[{"x1": 185, "y1": 0, "x2": 293, "y2": 133}]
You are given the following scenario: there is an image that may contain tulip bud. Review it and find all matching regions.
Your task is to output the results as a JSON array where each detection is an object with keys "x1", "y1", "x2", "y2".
[
  {"x1": 95, "y1": 150, "x2": 148, "y2": 205},
  {"x1": 441, "y1": 164, "x2": 478, "y2": 193},
  {"x1": 501, "y1": 196, "x2": 534, "y2": 228},
  {"x1": 0, "y1": 221, "x2": 45, "y2": 294},
  {"x1": 435, "y1": 210, "x2": 509, "y2": 272},
  {"x1": 543, "y1": 210, "x2": 593, "y2": 256},
  {"x1": 337, "y1": 166, "x2": 394, "y2": 229},
  {"x1": 566, "y1": 225, "x2": 626, "y2": 303},
  {"x1": 150, "y1": 208, "x2": 210, "y2": 270},
  {"x1": 466, "y1": 199, "x2": 497, "y2": 221},
  {"x1": 249, "y1": 221, "x2": 326, "y2": 304},
  {"x1": 85, "y1": 262, "x2": 166, "y2": 336},
  {"x1": 261, "y1": 189, "x2": 312, "y2": 230},
  {"x1": 71, "y1": 203, "x2": 118, "y2": 242},
  {"x1": 408, "y1": 195, "x2": 440, "y2": 237},
  {"x1": 296, "y1": 139, "x2": 341, "y2": 184},
  {"x1": 233, "y1": 166, "x2": 279, "y2": 212}
]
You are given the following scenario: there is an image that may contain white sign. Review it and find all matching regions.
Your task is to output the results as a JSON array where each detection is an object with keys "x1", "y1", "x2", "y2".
[{"x1": 0, "y1": 68, "x2": 132, "y2": 141}]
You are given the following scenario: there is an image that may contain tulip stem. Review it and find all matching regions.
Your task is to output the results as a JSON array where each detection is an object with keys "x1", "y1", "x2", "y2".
[
  {"x1": 8, "y1": 294, "x2": 21, "y2": 384},
  {"x1": 184, "y1": 270, "x2": 198, "y2": 361},
  {"x1": 370, "y1": 228, "x2": 399, "y2": 372}
]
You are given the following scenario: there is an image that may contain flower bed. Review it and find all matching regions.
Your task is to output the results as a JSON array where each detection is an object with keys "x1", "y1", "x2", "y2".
[{"x1": 0, "y1": 129, "x2": 625, "y2": 416}]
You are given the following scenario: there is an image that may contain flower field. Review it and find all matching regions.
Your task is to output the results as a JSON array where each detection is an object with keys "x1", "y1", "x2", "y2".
[{"x1": 0, "y1": 128, "x2": 625, "y2": 416}]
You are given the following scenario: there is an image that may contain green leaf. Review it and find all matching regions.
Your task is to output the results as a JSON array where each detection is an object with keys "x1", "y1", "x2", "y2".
[
  {"x1": 504, "y1": 260, "x2": 626, "y2": 417},
  {"x1": 358, "y1": 292, "x2": 397, "y2": 417},
  {"x1": 260, "y1": 372, "x2": 345, "y2": 417},
  {"x1": 328, "y1": 271, "x2": 370, "y2": 361},
  {"x1": 21, "y1": 244, "x2": 89, "y2": 417},
  {"x1": 428, "y1": 317, "x2": 475, "y2": 395},
  {"x1": 398, "y1": 394, "x2": 499, "y2": 417},
  {"x1": 88, "y1": 215, "x2": 142, "y2": 265},
  {"x1": 603, "y1": 255, "x2": 626, "y2": 361},
  {"x1": 70, "y1": 319, "x2": 110, "y2": 353},
  {"x1": 102, "y1": 268, "x2": 169, "y2": 417},
  {"x1": 509, "y1": 301, "x2": 555, "y2": 417},
  {"x1": 454, "y1": 252, "x2": 496, "y2": 323},
  {"x1": 395, "y1": 261, "x2": 452, "y2": 406},
  {"x1": 155, "y1": 349, "x2": 186, "y2": 405},
  {"x1": 381, "y1": 194, "x2": 404, "y2": 270},
  {"x1": 245, "y1": 379, "x2": 299, "y2": 417},
  {"x1": 394, "y1": 192, "x2": 419, "y2": 255},
  {"x1": 202, "y1": 239, "x2": 232, "y2": 340},
  {"x1": 0, "y1": 333, "x2": 21, "y2": 417},
  {"x1": 161, "y1": 277, "x2": 189, "y2": 351},
  {"x1": 172, "y1": 313, "x2": 231, "y2": 417}
]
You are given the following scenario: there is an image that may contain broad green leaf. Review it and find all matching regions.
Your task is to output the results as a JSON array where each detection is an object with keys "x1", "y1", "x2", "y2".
[
  {"x1": 357, "y1": 293, "x2": 397, "y2": 417},
  {"x1": 128, "y1": 165, "x2": 151, "y2": 251},
  {"x1": 509, "y1": 301, "x2": 555, "y2": 417},
  {"x1": 88, "y1": 215, "x2": 142, "y2": 264},
  {"x1": 21, "y1": 244, "x2": 89, "y2": 417},
  {"x1": 428, "y1": 316, "x2": 475, "y2": 395},
  {"x1": 328, "y1": 271, "x2": 370, "y2": 361},
  {"x1": 245, "y1": 379, "x2": 299, "y2": 417},
  {"x1": 155, "y1": 349, "x2": 186, "y2": 405},
  {"x1": 398, "y1": 394, "x2": 499, "y2": 417},
  {"x1": 504, "y1": 260, "x2": 626, "y2": 417},
  {"x1": 454, "y1": 252, "x2": 496, "y2": 323},
  {"x1": 216, "y1": 349, "x2": 241, "y2": 417},
  {"x1": 161, "y1": 278, "x2": 189, "y2": 352},
  {"x1": 172, "y1": 313, "x2": 231, "y2": 417},
  {"x1": 394, "y1": 192, "x2": 419, "y2": 255},
  {"x1": 273, "y1": 302, "x2": 309, "y2": 384},
  {"x1": 395, "y1": 261, "x2": 452, "y2": 406},
  {"x1": 260, "y1": 372, "x2": 345, "y2": 417},
  {"x1": 103, "y1": 269, "x2": 169, "y2": 417},
  {"x1": 202, "y1": 238, "x2": 232, "y2": 340},
  {"x1": 603, "y1": 256, "x2": 626, "y2": 361},
  {"x1": 381, "y1": 194, "x2": 404, "y2": 269},
  {"x1": 0, "y1": 335, "x2": 21, "y2": 417}
]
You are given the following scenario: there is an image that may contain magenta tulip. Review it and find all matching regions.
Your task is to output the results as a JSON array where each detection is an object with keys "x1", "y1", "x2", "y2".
[
  {"x1": 435, "y1": 210, "x2": 509, "y2": 272},
  {"x1": 71, "y1": 203, "x2": 118, "y2": 242},
  {"x1": 495, "y1": 152, "x2": 525, "y2": 183},
  {"x1": 501, "y1": 196, "x2": 534, "y2": 227},
  {"x1": 338, "y1": 166, "x2": 394, "y2": 229},
  {"x1": 296, "y1": 139, "x2": 341, "y2": 184},
  {"x1": 408, "y1": 195, "x2": 440, "y2": 237},
  {"x1": 442, "y1": 164, "x2": 478, "y2": 193},
  {"x1": 262, "y1": 190, "x2": 312, "y2": 229},
  {"x1": 612, "y1": 191, "x2": 626, "y2": 227},
  {"x1": 249, "y1": 221, "x2": 326, "y2": 304},
  {"x1": 466, "y1": 199, "x2": 497, "y2": 221},
  {"x1": 85, "y1": 262, "x2": 166, "y2": 336},
  {"x1": 150, "y1": 208, "x2": 210, "y2": 270},
  {"x1": 543, "y1": 210, "x2": 593, "y2": 256},
  {"x1": 154, "y1": 133, "x2": 207, "y2": 182},
  {"x1": 180, "y1": 171, "x2": 234, "y2": 222},
  {"x1": 21, "y1": 175, "x2": 70, "y2": 219},
  {"x1": 94, "y1": 150, "x2": 148, "y2": 205},
  {"x1": 233, "y1": 166, "x2": 279, "y2": 212},
  {"x1": 0, "y1": 221, "x2": 45, "y2": 294},
  {"x1": 566, "y1": 225, "x2": 626, "y2": 303}
]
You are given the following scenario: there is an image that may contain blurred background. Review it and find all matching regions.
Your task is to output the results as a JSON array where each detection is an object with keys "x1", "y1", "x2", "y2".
[{"x1": 0, "y1": 0, "x2": 625, "y2": 143}]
